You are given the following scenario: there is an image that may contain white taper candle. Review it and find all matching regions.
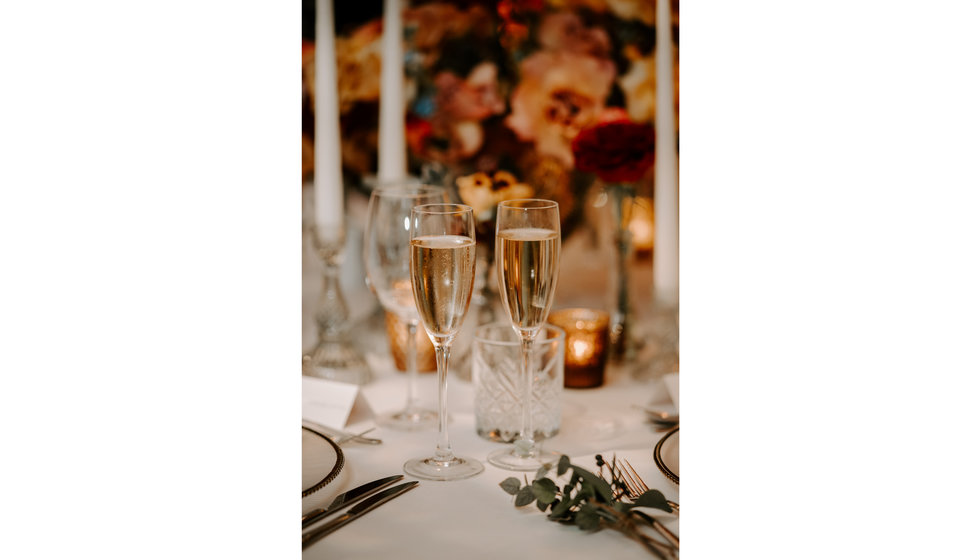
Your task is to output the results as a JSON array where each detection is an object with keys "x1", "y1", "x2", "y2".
[
  {"x1": 654, "y1": 0, "x2": 679, "y2": 307},
  {"x1": 378, "y1": 0, "x2": 407, "y2": 183},
  {"x1": 314, "y1": 0, "x2": 344, "y2": 234}
]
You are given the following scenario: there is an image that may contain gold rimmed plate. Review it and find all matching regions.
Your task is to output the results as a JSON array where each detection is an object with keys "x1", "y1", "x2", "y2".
[
  {"x1": 302, "y1": 426, "x2": 345, "y2": 497},
  {"x1": 653, "y1": 426, "x2": 679, "y2": 484}
]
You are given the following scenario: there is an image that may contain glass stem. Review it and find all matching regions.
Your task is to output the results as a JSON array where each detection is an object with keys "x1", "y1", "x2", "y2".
[
  {"x1": 516, "y1": 336, "x2": 537, "y2": 458},
  {"x1": 433, "y1": 343, "x2": 453, "y2": 463},
  {"x1": 316, "y1": 264, "x2": 349, "y2": 340},
  {"x1": 404, "y1": 322, "x2": 419, "y2": 414}
]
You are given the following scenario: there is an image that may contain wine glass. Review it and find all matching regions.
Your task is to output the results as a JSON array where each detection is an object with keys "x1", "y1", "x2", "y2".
[
  {"x1": 487, "y1": 199, "x2": 562, "y2": 471},
  {"x1": 404, "y1": 203, "x2": 484, "y2": 480},
  {"x1": 364, "y1": 184, "x2": 448, "y2": 430}
]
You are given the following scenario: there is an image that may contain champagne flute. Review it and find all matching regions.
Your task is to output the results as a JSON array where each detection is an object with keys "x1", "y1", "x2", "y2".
[
  {"x1": 404, "y1": 203, "x2": 484, "y2": 480},
  {"x1": 487, "y1": 199, "x2": 562, "y2": 471},
  {"x1": 364, "y1": 184, "x2": 448, "y2": 430}
]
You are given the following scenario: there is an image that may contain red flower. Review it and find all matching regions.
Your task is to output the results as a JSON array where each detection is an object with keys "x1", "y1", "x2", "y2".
[
  {"x1": 405, "y1": 115, "x2": 433, "y2": 156},
  {"x1": 571, "y1": 120, "x2": 655, "y2": 183}
]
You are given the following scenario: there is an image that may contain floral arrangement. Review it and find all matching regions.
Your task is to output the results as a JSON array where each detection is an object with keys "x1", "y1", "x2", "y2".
[{"x1": 302, "y1": 0, "x2": 679, "y2": 234}]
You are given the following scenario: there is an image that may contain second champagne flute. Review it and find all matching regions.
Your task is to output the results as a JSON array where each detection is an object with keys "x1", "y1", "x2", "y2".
[
  {"x1": 487, "y1": 199, "x2": 562, "y2": 471},
  {"x1": 364, "y1": 184, "x2": 448, "y2": 430},
  {"x1": 404, "y1": 204, "x2": 484, "y2": 481}
]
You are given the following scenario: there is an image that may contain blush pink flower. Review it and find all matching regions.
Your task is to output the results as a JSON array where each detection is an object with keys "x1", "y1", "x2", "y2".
[
  {"x1": 430, "y1": 62, "x2": 507, "y2": 159},
  {"x1": 537, "y1": 12, "x2": 611, "y2": 58},
  {"x1": 505, "y1": 51, "x2": 616, "y2": 168},
  {"x1": 434, "y1": 62, "x2": 506, "y2": 122}
]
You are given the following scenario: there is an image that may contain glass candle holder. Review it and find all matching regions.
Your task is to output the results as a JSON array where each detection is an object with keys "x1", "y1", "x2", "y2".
[
  {"x1": 547, "y1": 308, "x2": 610, "y2": 389},
  {"x1": 384, "y1": 311, "x2": 437, "y2": 373}
]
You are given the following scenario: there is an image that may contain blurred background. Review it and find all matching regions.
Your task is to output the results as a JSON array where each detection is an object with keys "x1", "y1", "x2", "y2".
[{"x1": 301, "y1": 0, "x2": 679, "y2": 375}]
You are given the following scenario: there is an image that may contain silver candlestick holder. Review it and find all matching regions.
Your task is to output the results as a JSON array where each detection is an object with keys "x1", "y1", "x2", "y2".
[
  {"x1": 303, "y1": 223, "x2": 371, "y2": 385},
  {"x1": 631, "y1": 300, "x2": 679, "y2": 380},
  {"x1": 607, "y1": 181, "x2": 638, "y2": 362}
]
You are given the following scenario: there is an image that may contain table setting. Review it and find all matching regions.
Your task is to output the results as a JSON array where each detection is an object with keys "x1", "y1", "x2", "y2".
[{"x1": 301, "y1": 0, "x2": 679, "y2": 557}]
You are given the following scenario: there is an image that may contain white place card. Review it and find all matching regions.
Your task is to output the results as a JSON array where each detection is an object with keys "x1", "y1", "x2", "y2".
[{"x1": 302, "y1": 376, "x2": 374, "y2": 429}]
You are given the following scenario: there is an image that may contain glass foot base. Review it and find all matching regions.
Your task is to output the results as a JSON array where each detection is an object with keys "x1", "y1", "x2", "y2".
[
  {"x1": 377, "y1": 408, "x2": 440, "y2": 431},
  {"x1": 404, "y1": 455, "x2": 484, "y2": 481},
  {"x1": 303, "y1": 341, "x2": 371, "y2": 385},
  {"x1": 487, "y1": 446, "x2": 562, "y2": 472}
]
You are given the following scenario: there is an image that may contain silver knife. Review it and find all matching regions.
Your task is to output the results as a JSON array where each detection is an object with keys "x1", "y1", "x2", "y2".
[
  {"x1": 301, "y1": 481, "x2": 420, "y2": 549},
  {"x1": 302, "y1": 474, "x2": 404, "y2": 529}
]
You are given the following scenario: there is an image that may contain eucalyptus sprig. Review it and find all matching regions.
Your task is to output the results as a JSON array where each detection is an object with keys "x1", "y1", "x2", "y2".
[{"x1": 500, "y1": 454, "x2": 677, "y2": 559}]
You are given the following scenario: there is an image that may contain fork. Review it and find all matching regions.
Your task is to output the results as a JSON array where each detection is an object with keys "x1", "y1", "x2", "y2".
[
  {"x1": 619, "y1": 458, "x2": 679, "y2": 513},
  {"x1": 613, "y1": 458, "x2": 680, "y2": 552},
  {"x1": 303, "y1": 420, "x2": 383, "y2": 445}
]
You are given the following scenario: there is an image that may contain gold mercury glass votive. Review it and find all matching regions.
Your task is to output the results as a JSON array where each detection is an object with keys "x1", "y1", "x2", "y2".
[
  {"x1": 547, "y1": 308, "x2": 611, "y2": 388},
  {"x1": 384, "y1": 311, "x2": 437, "y2": 373}
]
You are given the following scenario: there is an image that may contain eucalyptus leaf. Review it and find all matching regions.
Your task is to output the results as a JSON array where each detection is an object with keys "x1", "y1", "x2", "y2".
[
  {"x1": 633, "y1": 489, "x2": 673, "y2": 512},
  {"x1": 557, "y1": 455, "x2": 571, "y2": 475},
  {"x1": 570, "y1": 465, "x2": 614, "y2": 503},
  {"x1": 536, "y1": 499, "x2": 549, "y2": 512},
  {"x1": 574, "y1": 507, "x2": 600, "y2": 532},
  {"x1": 499, "y1": 477, "x2": 521, "y2": 496},
  {"x1": 548, "y1": 496, "x2": 573, "y2": 520},
  {"x1": 531, "y1": 478, "x2": 558, "y2": 504},
  {"x1": 515, "y1": 485, "x2": 536, "y2": 507}
]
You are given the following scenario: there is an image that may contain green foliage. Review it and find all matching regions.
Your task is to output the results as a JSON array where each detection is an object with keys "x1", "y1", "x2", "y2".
[
  {"x1": 531, "y1": 477, "x2": 558, "y2": 504},
  {"x1": 631, "y1": 490, "x2": 673, "y2": 513},
  {"x1": 501, "y1": 454, "x2": 676, "y2": 549},
  {"x1": 499, "y1": 477, "x2": 521, "y2": 495},
  {"x1": 515, "y1": 485, "x2": 536, "y2": 507},
  {"x1": 557, "y1": 455, "x2": 571, "y2": 475}
]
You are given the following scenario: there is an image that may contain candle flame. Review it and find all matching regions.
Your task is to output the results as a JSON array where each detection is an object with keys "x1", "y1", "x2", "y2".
[{"x1": 571, "y1": 339, "x2": 591, "y2": 359}]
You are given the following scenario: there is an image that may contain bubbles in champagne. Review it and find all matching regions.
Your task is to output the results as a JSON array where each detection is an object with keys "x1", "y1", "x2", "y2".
[
  {"x1": 410, "y1": 235, "x2": 477, "y2": 339},
  {"x1": 496, "y1": 227, "x2": 559, "y2": 332}
]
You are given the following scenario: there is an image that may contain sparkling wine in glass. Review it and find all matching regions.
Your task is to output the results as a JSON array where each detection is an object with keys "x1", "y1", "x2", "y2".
[
  {"x1": 404, "y1": 203, "x2": 484, "y2": 481},
  {"x1": 487, "y1": 199, "x2": 562, "y2": 471},
  {"x1": 364, "y1": 184, "x2": 448, "y2": 430}
]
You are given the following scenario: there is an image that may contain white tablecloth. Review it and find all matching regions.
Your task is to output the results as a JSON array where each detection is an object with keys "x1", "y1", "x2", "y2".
[
  {"x1": 302, "y1": 189, "x2": 677, "y2": 558},
  {"x1": 301, "y1": 358, "x2": 679, "y2": 559}
]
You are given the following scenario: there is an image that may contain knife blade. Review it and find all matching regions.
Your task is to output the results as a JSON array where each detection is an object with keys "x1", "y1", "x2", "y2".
[
  {"x1": 302, "y1": 474, "x2": 404, "y2": 529},
  {"x1": 301, "y1": 481, "x2": 420, "y2": 549}
]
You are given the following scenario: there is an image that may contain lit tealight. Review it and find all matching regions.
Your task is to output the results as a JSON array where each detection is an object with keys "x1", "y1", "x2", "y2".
[{"x1": 547, "y1": 308, "x2": 610, "y2": 389}]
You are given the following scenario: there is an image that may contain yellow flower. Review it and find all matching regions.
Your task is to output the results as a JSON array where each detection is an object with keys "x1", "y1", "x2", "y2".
[
  {"x1": 606, "y1": 0, "x2": 656, "y2": 26},
  {"x1": 303, "y1": 21, "x2": 384, "y2": 115},
  {"x1": 456, "y1": 170, "x2": 534, "y2": 221}
]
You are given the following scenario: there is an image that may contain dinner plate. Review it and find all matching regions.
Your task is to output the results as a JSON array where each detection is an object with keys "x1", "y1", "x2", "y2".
[
  {"x1": 653, "y1": 426, "x2": 679, "y2": 484},
  {"x1": 302, "y1": 426, "x2": 344, "y2": 497}
]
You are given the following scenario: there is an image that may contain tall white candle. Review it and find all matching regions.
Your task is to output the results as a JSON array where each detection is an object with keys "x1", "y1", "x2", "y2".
[
  {"x1": 314, "y1": 0, "x2": 344, "y2": 234},
  {"x1": 378, "y1": 0, "x2": 407, "y2": 183},
  {"x1": 654, "y1": 0, "x2": 679, "y2": 307}
]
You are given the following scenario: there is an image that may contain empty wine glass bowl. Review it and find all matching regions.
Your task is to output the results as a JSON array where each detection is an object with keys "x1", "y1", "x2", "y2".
[{"x1": 364, "y1": 184, "x2": 448, "y2": 430}]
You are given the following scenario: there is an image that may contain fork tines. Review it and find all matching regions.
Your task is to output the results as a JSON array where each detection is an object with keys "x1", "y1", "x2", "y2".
[{"x1": 621, "y1": 459, "x2": 650, "y2": 498}]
